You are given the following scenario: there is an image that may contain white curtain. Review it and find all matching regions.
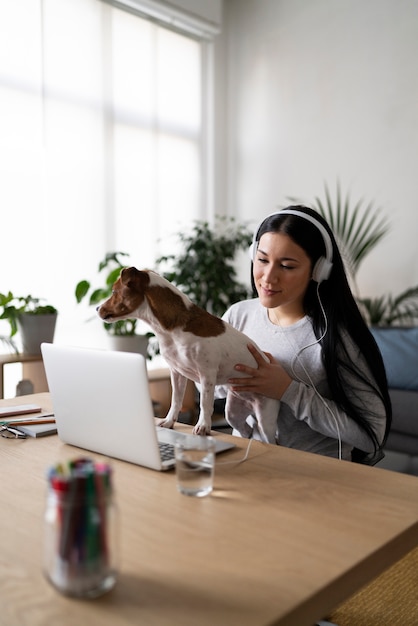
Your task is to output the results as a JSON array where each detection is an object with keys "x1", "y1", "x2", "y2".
[{"x1": 0, "y1": 0, "x2": 204, "y2": 352}]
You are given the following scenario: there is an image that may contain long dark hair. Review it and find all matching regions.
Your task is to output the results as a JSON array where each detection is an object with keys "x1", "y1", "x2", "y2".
[{"x1": 251, "y1": 205, "x2": 392, "y2": 455}]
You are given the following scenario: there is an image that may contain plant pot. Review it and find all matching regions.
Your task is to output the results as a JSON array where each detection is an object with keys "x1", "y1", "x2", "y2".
[
  {"x1": 109, "y1": 335, "x2": 149, "y2": 359},
  {"x1": 17, "y1": 313, "x2": 58, "y2": 355}
]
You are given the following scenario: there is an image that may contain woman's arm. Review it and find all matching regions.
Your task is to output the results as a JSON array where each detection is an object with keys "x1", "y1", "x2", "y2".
[
  {"x1": 281, "y1": 376, "x2": 386, "y2": 452},
  {"x1": 228, "y1": 343, "x2": 292, "y2": 399},
  {"x1": 228, "y1": 343, "x2": 387, "y2": 453}
]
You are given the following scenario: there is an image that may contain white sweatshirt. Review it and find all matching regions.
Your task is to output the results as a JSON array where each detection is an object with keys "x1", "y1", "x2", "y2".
[{"x1": 218, "y1": 298, "x2": 386, "y2": 460}]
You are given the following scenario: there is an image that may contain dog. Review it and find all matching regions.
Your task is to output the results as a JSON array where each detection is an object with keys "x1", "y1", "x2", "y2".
[{"x1": 97, "y1": 267, "x2": 280, "y2": 443}]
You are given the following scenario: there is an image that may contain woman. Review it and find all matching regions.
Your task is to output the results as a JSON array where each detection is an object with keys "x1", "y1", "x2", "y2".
[{"x1": 221, "y1": 205, "x2": 391, "y2": 462}]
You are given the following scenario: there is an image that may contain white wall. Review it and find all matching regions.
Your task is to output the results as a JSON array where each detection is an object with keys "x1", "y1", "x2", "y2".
[{"x1": 216, "y1": 0, "x2": 418, "y2": 300}]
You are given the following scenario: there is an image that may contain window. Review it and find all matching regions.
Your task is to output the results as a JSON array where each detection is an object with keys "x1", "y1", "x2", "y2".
[{"x1": 0, "y1": 0, "x2": 210, "y2": 357}]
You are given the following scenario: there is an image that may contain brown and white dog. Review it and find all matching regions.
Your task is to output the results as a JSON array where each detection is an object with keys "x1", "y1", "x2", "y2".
[{"x1": 97, "y1": 267, "x2": 280, "y2": 443}]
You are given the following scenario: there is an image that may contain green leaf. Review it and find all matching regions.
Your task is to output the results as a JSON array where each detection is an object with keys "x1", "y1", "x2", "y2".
[
  {"x1": 75, "y1": 280, "x2": 90, "y2": 303},
  {"x1": 89, "y1": 287, "x2": 110, "y2": 306}
]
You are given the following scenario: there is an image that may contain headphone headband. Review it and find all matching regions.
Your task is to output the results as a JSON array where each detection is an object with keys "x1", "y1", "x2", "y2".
[{"x1": 249, "y1": 208, "x2": 334, "y2": 283}]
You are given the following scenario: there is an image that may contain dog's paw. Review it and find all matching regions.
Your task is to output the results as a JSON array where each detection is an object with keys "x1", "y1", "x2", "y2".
[
  {"x1": 192, "y1": 422, "x2": 211, "y2": 436},
  {"x1": 157, "y1": 418, "x2": 175, "y2": 429}
]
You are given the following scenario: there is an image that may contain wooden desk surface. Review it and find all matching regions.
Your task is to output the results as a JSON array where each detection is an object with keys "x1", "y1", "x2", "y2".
[{"x1": 1, "y1": 393, "x2": 418, "y2": 626}]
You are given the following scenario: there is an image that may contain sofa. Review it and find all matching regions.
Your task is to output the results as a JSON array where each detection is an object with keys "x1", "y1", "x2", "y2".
[{"x1": 371, "y1": 326, "x2": 418, "y2": 457}]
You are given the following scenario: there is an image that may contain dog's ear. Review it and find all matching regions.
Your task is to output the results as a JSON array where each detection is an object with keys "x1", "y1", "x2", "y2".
[
  {"x1": 120, "y1": 267, "x2": 150, "y2": 291},
  {"x1": 120, "y1": 266, "x2": 139, "y2": 284}
]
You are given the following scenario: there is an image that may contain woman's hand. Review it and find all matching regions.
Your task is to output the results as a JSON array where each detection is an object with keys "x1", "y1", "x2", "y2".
[{"x1": 228, "y1": 343, "x2": 292, "y2": 400}]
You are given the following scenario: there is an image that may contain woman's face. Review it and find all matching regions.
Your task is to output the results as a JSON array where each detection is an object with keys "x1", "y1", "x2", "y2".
[{"x1": 253, "y1": 231, "x2": 313, "y2": 313}]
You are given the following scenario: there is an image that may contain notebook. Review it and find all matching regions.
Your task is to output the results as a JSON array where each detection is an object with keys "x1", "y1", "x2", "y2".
[
  {"x1": 16, "y1": 422, "x2": 58, "y2": 438},
  {"x1": 0, "y1": 404, "x2": 56, "y2": 437},
  {"x1": 41, "y1": 343, "x2": 234, "y2": 470}
]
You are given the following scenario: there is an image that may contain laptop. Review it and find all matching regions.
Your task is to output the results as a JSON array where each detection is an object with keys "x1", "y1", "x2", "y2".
[{"x1": 41, "y1": 343, "x2": 234, "y2": 470}]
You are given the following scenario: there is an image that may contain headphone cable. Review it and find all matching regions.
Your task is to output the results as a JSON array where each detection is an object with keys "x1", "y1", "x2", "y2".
[{"x1": 278, "y1": 284, "x2": 342, "y2": 460}]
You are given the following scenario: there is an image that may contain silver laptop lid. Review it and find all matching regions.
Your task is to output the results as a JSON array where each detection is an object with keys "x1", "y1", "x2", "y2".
[{"x1": 41, "y1": 343, "x2": 168, "y2": 470}]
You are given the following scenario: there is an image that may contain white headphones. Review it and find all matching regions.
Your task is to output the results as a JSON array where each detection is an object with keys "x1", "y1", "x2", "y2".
[{"x1": 249, "y1": 208, "x2": 334, "y2": 283}]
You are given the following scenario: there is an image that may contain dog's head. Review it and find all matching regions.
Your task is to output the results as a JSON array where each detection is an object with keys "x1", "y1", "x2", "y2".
[{"x1": 97, "y1": 267, "x2": 150, "y2": 322}]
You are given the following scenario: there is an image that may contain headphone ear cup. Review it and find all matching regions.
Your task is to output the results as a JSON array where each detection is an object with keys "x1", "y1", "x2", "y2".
[
  {"x1": 248, "y1": 242, "x2": 255, "y2": 260},
  {"x1": 312, "y1": 257, "x2": 333, "y2": 283}
]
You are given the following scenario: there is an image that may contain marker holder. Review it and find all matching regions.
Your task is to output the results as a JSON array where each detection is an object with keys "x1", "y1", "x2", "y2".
[{"x1": 43, "y1": 458, "x2": 118, "y2": 598}]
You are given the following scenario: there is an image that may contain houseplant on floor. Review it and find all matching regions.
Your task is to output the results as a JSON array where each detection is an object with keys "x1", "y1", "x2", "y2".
[
  {"x1": 0, "y1": 292, "x2": 58, "y2": 355},
  {"x1": 75, "y1": 251, "x2": 155, "y2": 359}
]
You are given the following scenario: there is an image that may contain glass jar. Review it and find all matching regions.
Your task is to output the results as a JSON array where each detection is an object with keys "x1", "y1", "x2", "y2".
[{"x1": 43, "y1": 458, "x2": 118, "y2": 598}]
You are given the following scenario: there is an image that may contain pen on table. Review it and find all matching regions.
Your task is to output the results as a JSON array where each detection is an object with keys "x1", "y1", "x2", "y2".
[{"x1": 1, "y1": 414, "x2": 55, "y2": 426}]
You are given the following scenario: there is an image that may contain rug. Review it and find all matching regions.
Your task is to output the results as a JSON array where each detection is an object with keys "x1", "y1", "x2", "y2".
[{"x1": 326, "y1": 546, "x2": 418, "y2": 626}]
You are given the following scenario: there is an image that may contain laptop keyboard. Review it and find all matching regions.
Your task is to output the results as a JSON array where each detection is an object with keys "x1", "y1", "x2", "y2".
[{"x1": 159, "y1": 441, "x2": 175, "y2": 462}]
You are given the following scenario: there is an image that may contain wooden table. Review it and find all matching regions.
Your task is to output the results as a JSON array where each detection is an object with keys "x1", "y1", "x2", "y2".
[{"x1": 1, "y1": 393, "x2": 417, "y2": 626}]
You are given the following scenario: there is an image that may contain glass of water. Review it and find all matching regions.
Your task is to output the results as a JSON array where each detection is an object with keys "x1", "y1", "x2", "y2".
[{"x1": 175, "y1": 435, "x2": 216, "y2": 497}]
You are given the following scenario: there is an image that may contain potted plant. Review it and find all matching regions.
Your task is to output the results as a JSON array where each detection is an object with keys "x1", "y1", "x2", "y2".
[
  {"x1": 155, "y1": 216, "x2": 253, "y2": 316},
  {"x1": 75, "y1": 251, "x2": 155, "y2": 359},
  {"x1": 0, "y1": 292, "x2": 58, "y2": 355}
]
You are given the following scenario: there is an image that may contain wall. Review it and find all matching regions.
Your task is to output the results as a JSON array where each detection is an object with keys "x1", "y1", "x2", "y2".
[{"x1": 216, "y1": 0, "x2": 418, "y2": 300}]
